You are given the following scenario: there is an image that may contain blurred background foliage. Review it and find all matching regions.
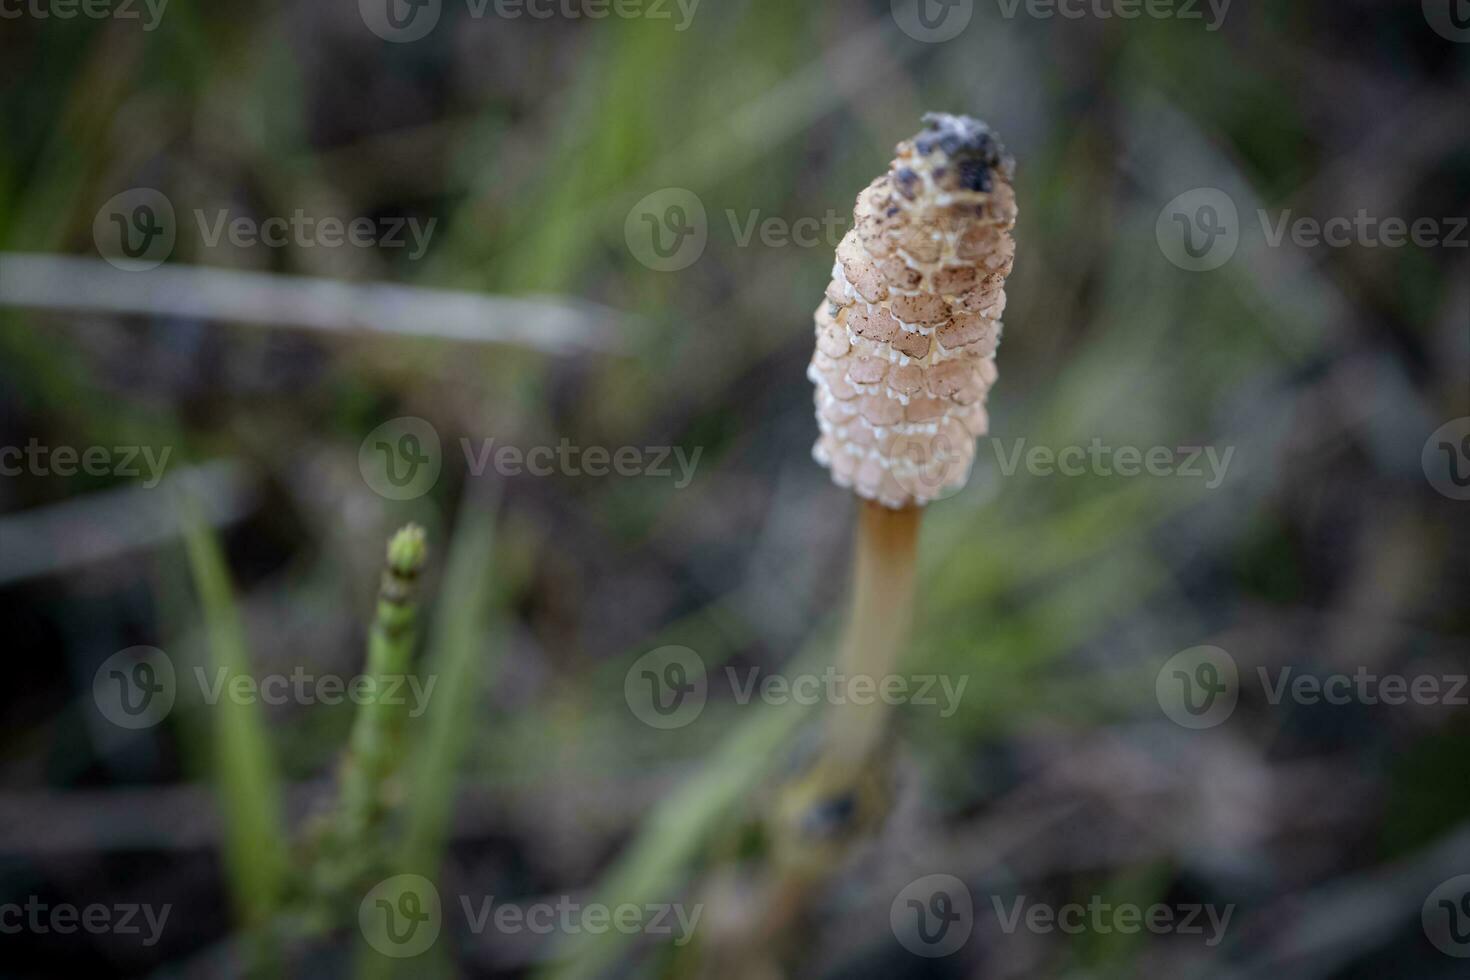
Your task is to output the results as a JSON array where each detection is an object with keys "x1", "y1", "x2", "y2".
[{"x1": 0, "y1": 0, "x2": 1467, "y2": 977}]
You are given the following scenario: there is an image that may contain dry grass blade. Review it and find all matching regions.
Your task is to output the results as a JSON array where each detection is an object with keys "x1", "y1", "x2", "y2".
[
  {"x1": 0, "y1": 253, "x2": 630, "y2": 355},
  {"x1": 0, "y1": 460, "x2": 256, "y2": 587}
]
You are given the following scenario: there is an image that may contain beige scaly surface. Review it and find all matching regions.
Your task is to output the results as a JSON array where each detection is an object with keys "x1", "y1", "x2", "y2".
[{"x1": 810, "y1": 113, "x2": 1017, "y2": 507}]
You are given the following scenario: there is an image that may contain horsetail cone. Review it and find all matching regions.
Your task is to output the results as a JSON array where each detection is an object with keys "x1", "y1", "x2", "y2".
[{"x1": 810, "y1": 113, "x2": 1017, "y2": 507}]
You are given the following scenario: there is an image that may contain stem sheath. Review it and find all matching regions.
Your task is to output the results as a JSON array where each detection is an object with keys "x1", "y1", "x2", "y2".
[{"x1": 824, "y1": 499, "x2": 922, "y2": 768}]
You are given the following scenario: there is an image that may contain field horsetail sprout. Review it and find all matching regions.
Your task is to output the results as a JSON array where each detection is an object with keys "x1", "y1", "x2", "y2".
[
  {"x1": 305, "y1": 524, "x2": 430, "y2": 910},
  {"x1": 811, "y1": 112, "x2": 1016, "y2": 508},
  {"x1": 776, "y1": 112, "x2": 1017, "y2": 878},
  {"x1": 337, "y1": 524, "x2": 429, "y2": 842}
]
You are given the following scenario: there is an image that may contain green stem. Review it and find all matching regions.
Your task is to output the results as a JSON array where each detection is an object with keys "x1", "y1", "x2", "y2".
[{"x1": 338, "y1": 525, "x2": 429, "y2": 845}]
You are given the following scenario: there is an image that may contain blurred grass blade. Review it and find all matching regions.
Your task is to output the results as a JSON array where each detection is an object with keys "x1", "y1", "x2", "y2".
[
  {"x1": 399, "y1": 494, "x2": 502, "y2": 874},
  {"x1": 541, "y1": 660, "x2": 822, "y2": 980},
  {"x1": 181, "y1": 511, "x2": 289, "y2": 950}
]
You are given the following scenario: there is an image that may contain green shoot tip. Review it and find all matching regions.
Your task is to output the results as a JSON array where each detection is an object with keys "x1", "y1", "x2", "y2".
[{"x1": 386, "y1": 524, "x2": 429, "y2": 576}]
